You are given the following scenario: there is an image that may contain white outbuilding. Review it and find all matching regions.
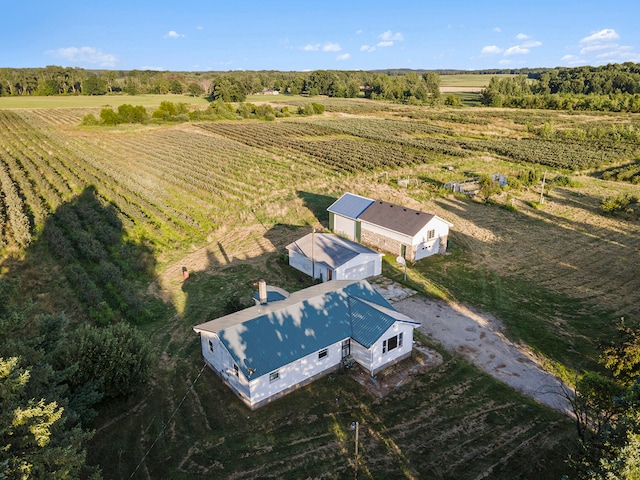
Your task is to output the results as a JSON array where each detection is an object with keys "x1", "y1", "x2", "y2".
[{"x1": 286, "y1": 232, "x2": 383, "y2": 281}]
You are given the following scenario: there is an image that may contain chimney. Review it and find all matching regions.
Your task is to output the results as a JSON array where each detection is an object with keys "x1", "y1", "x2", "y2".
[{"x1": 258, "y1": 279, "x2": 267, "y2": 305}]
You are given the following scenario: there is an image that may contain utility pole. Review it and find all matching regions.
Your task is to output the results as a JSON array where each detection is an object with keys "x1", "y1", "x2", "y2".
[
  {"x1": 354, "y1": 421, "x2": 359, "y2": 479},
  {"x1": 311, "y1": 228, "x2": 315, "y2": 280},
  {"x1": 540, "y1": 171, "x2": 547, "y2": 204}
]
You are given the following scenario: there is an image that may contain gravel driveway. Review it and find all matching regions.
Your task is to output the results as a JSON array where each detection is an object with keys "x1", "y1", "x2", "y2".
[{"x1": 372, "y1": 278, "x2": 574, "y2": 416}]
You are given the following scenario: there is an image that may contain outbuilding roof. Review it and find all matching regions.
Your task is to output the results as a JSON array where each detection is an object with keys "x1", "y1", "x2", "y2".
[
  {"x1": 286, "y1": 233, "x2": 382, "y2": 270},
  {"x1": 357, "y1": 200, "x2": 438, "y2": 237},
  {"x1": 193, "y1": 280, "x2": 418, "y2": 379},
  {"x1": 327, "y1": 193, "x2": 374, "y2": 220}
]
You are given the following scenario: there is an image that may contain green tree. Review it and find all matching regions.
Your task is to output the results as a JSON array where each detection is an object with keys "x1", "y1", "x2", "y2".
[
  {"x1": 422, "y1": 71, "x2": 441, "y2": 103},
  {"x1": 99, "y1": 108, "x2": 119, "y2": 125},
  {"x1": 187, "y1": 82, "x2": 204, "y2": 96},
  {"x1": 0, "y1": 357, "x2": 94, "y2": 479},
  {"x1": 478, "y1": 174, "x2": 502, "y2": 201},
  {"x1": 60, "y1": 323, "x2": 151, "y2": 399}
]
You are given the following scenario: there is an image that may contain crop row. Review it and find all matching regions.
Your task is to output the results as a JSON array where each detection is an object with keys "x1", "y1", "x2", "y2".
[
  {"x1": 459, "y1": 137, "x2": 636, "y2": 170},
  {"x1": 31, "y1": 108, "x2": 95, "y2": 126}
]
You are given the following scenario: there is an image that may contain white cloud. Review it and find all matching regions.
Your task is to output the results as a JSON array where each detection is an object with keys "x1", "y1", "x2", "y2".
[
  {"x1": 45, "y1": 46, "x2": 118, "y2": 67},
  {"x1": 580, "y1": 28, "x2": 620, "y2": 44},
  {"x1": 481, "y1": 45, "x2": 503, "y2": 55},
  {"x1": 164, "y1": 30, "x2": 184, "y2": 39},
  {"x1": 360, "y1": 44, "x2": 375, "y2": 53},
  {"x1": 505, "y1": 45, "x2": 530, "y2": 55},
  {"x1": 323, "y1": 42, "x2": 341, "y2": 52},
  {"x1": 493, "y1": 27, "x2": 501, "y2": 33},
  {"x1": 515, "y1": 33, "x2": 530, "y2": 41},
  {"x1": 576, "y1": 28, "x2": 640, "y2": 63},
  {"x1": 522, "y1": 40, "x2": 542, "y2": 48},
  {"x1": 379, "y1": 30, "x2": 403, "y2": 42},
  {"x1": 302, "y1": 43, "x2": 321, "y2": 51},
  {"x1": 356, "y1": 29, "x2": 362, "y2": 34},
  {"x1": 337, "y1": 53, "x2": 350, "y2": 61},
  {"x1": 377, "y1": 41, "x2": 394, "y2": 47},
  {"x1": 580, "y1": 43, "x2": 610, "y2": 54},
  {"x1": 196, "y1": 25, "x2": 204, "y2": 30}
]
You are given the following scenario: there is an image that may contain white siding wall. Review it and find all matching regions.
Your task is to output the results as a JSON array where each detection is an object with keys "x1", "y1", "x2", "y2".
[
  {"x1": 288, "y1": 251, "x2": 329, "y2": 280},
  {"x1": 369, "y1": 323, "x2": 416, "y2": 375},
  {"x1": 412, "y1": 218, "x2": 451, "y2": 261},
  {"x1": 335, "y1": 253, "x2": 382, "y2": 280},
  {"x1": 350, "y1": 340, "x2": 374, "y2": 374},
  {"x1": 333, "y1": 215, "x2": 357, "y2": 240},
  {"x1": 288, "y1": 251, "x2": 313, "y2": 277},
  {"x1": 246, "y1": 339, "x2": 347, "y2": 407},
  {"x1": 200, "y1": 333, "x2": 250, "y2": 399}
]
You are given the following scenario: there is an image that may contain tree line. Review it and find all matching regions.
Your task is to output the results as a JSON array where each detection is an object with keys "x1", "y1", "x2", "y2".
[
  {"x1": 481, "y1": 62, "x2": 640, "y2": 112},
  {"x1": 0, "y1": 66, "x2": 442, "y2": 103}
]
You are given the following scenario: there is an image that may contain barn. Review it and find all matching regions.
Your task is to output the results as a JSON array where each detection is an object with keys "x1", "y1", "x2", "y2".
[{"x1": 327, "y1": 193, "x2": 453, "y2": 262}]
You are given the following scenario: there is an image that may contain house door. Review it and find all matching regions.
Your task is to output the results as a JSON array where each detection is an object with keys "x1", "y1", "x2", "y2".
[
  {"x1": 400, "y1": 244, "x2": 407, "y2": 258},
  {"x1": 341, "y1": 339, "x2": 350, "y2": 358},
  {"x1": 327, "y1": 269, "x2": 333, "y2": 281}
]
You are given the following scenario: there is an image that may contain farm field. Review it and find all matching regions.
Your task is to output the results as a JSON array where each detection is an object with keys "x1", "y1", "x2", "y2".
[{"x1": 1, "y1": 96, "x2": 639, "y2": 478}]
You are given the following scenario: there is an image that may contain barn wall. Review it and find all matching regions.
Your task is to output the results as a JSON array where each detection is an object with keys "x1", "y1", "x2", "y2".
[{"x1": 333, "y1": 215, "x2": 357, "y2": 240}]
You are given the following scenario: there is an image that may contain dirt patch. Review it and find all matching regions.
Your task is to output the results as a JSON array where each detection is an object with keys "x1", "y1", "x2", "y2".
[
  {"x1": 350, "y1": 342, "x2": 443, "y2": 398},
  {"x1": 368, "y1": 276, "x2": 573, "y2": 416},
  {"x1": 390, "y1": 293, "x2": 573, "y2": 416}
]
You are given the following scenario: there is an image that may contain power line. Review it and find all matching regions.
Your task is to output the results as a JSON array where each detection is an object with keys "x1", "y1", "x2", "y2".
[{"x1": 129, "y1": 363, "x2": 207, "y2": 479}]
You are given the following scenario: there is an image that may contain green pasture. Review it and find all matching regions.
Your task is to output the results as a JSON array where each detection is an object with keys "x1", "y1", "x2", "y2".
[
  {"x1": 439, "y1": 73, "x2": 517, "y2": 88},
  {"x1": 0, "y1": 93, "x2": 210, "y2": 109}
]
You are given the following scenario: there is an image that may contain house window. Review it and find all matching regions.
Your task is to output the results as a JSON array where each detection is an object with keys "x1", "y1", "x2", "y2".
[
  {"x1": 269, "y1": 371, "x2": 279, "y2": 382},
  {"x1": 427, "y1": 229, "x2": 435, "y2": 241},
  {"x1": 208, "y1": 339, "x2": 214, "y2": 353},
  {"x1": 318, "y1": 348, "x2": 328, "y2": 360},
  {"x1": 383, "y1": 333, "x2": 403, "y2": 354},
  {"x1": 234, "y1": 364, "x2": 239, "y2": 377}
]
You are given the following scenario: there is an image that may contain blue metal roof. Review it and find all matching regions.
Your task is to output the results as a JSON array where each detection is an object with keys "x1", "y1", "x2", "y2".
[
  {"x1": 251, "y1": 291, "x2": 287, "y2": 303},
  {"x1": 197, "y1": 280, "x2": 410, "y2": 379},
  {"x1": 327, "y1": 193, "x2": 374, "y2": 220}
]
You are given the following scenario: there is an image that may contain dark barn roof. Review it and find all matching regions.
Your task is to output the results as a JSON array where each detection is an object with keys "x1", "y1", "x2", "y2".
[{"x1": 358, "y1": 200, "x2": 436, "y2": 237}]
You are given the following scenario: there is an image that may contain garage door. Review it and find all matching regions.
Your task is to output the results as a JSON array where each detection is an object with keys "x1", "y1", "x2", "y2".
[{"x1": 343, "y1": 261, "x2": 376, "y2": 280}]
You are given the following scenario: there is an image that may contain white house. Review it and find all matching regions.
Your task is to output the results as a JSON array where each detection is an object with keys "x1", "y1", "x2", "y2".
[
  {"x1": 193, "y1": 280, "x2": 420, "y2": 410},
  {"x1": 286, "y1": 232, "x2": 383, "y2": 281},
  {"x1": 327, "y1": 193, "x2": 453, "y2": 262}
]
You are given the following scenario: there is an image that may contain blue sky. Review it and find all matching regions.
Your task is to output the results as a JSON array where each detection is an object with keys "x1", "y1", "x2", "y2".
[{"x1": 3, "y1": 1, "x2": 639, "y2": 71}]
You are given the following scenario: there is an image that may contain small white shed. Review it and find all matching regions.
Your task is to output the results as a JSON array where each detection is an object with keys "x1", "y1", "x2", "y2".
[{"x1": 286, "y1": 233, "x2": 383, "y2": 281}]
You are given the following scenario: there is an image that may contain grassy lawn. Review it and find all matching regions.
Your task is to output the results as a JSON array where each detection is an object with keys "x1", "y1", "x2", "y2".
[
  {"x1": 2, "y1": 94, "x2": 638, "y2": 478},
  {"x1": 0, "y1": 93, "x2": 209, "y2": 109},
  {"x1": 439, "y1": 73, "x2": 517, "y2": 88},
  {"x1": 88, "y1": 247, "x2": 577, "y2": 480}
]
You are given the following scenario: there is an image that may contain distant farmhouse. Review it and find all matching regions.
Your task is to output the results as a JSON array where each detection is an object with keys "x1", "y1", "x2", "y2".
[
  {"x1": 193, "y1": 280, "x2": 419, "y2": 410},
  {"x1": 327, "y1": 193, "x2": 453, "y2": 262},
  {"x1": 286, "y1": 232, "x2": 383, "y2": 281}
]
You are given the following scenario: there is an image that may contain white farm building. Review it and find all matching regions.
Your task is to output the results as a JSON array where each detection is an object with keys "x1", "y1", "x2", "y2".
[{"x1": 193, "y1": 280, "x2": 419, "y2": 410}]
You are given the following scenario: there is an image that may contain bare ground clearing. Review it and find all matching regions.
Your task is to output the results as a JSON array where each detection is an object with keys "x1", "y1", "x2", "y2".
[{"x1": 370, "y1": 277, "x2": 573, "y2": 416}]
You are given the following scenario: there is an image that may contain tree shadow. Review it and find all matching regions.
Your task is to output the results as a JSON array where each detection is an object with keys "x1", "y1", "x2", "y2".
[
  {"x1": 297, "y1": 190, "x2": 337, "y2": 228},
  {"x1": 0, "y1": 185, "x2": 173, "y2": 478}
]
